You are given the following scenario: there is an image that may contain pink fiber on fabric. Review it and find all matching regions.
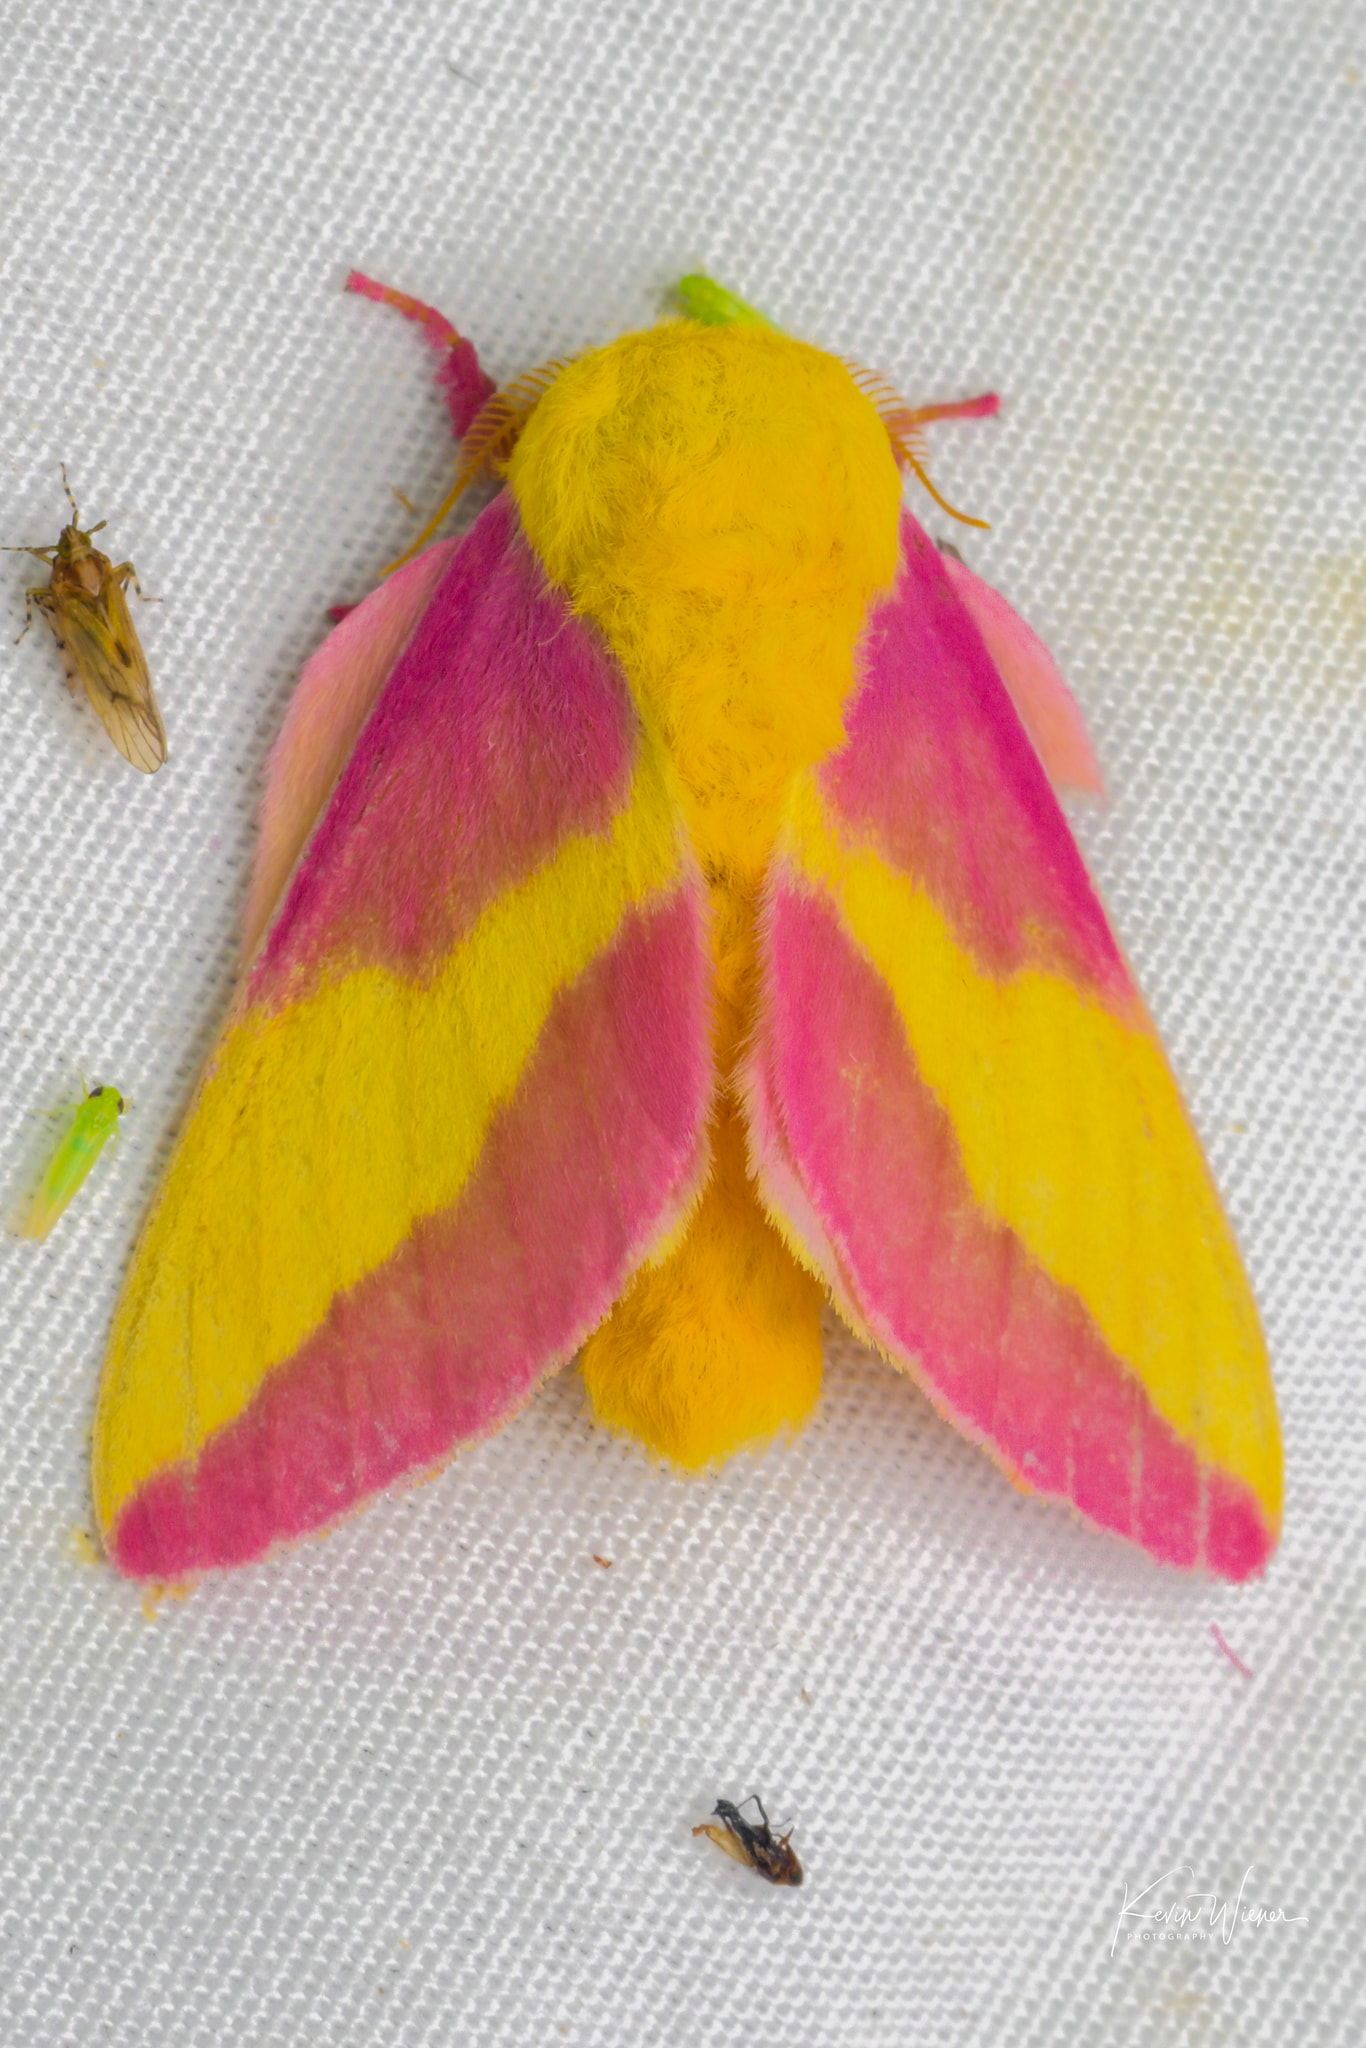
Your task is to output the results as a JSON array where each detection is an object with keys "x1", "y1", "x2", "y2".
[
  {"x1": 752, "y1": 881, "x2": 1275, "y2": 1581},
  {"x1": 1209, "y1": 1624, "x2": 1254, "y2": 1679},
  {"x1": 826, "y1": 513, "x2": 1129, "y2": 1001},
  {"x1": 345, "y1": 271, "x2": 496, "y2": 439},
  {"x1": 250, "y1": 492, "x2": 635, "y2": 1002},
  {"x1": 938, "y1": 550, "x2": 1105, "y2": 797},
  {"x1": 106, "y1": 893, "x2": 712, "y2": 1578},
  {"x1": 244, "y1": 539, "x2": 458, "y2": 960}
]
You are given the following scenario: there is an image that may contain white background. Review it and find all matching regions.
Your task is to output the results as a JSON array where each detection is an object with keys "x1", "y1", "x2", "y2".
[{"x1": 0, "y1": 2, "x2": 1360, "y2": 2042}]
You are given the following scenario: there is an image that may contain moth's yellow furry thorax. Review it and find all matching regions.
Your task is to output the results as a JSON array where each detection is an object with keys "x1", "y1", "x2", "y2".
[{"x1": 507, "y1": 320, "x2": 903, "y2": 886}]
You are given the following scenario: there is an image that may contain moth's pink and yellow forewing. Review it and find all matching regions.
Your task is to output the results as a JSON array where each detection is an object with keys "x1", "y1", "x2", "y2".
[
  {"x1": 95, "y1": 492, "x2": 712, "y2": 1577},
  {"x1": 748, "y1": 514, "x2": 1280, "y2": 1579}
]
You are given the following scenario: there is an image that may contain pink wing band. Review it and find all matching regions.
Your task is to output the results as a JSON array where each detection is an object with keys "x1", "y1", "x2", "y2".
[
  {"x1": 106, "y1": 888, "x2": 708, "y2": 1579},
  {"x1": 245, "y1": 539, "x2": 459, "y2": 959},
  {"x1": 753, "y1": 881, "x2": 1273, "y2": 1581},
  {"x1": 821, "y1": 517, "x2": 1128, "y2": 1002},
  {"x1": 247, "y1": 272, "x2": 506, "y2": 955},
  {"x1": 251, "y1": 491, "x2": 634, "y2": 1001}
]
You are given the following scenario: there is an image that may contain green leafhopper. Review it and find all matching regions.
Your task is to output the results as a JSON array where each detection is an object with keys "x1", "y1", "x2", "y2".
[
  {"x1": 6, "y1": 468, "x2": 167, "y2": 772},
  {"x1": 22, "y1": 1081, "x2": 126, "y2": 1239}
]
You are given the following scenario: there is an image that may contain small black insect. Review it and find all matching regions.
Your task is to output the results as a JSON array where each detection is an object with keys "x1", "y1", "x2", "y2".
[{"x1": 692, "y1": 1795, "x2": 803, "y2": 1887}]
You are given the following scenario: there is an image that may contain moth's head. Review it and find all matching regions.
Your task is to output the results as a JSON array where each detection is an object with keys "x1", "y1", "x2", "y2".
[{"x1": 385, "y1": 275, "x2": 997, "y2": 574}]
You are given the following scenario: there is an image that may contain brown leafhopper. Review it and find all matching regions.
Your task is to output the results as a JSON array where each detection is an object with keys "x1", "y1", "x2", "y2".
[{"x1": 7, "y1": 468, "x2": 167, "y2": 772}]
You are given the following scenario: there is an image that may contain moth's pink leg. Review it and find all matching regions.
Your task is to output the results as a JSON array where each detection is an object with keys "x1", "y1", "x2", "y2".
[{"x1": 345, "y1": 271, "x2": 496, "y2": 440}]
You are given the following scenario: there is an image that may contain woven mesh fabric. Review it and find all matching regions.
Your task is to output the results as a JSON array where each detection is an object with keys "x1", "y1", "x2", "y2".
[{"x1": 0, "y1": 0, "x2": 1360, "y2": 2041}]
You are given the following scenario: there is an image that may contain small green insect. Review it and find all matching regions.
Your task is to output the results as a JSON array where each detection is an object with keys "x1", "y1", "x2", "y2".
[
  {"x1": 675, "y1": 275, "x2": 777, "y2": 329},
  {"x1": 6, "y1": 466, "x2": 167, "y2": 772},
  {"x1": 22, "y1": 1081, "x2": 127, "y2": 1240}
]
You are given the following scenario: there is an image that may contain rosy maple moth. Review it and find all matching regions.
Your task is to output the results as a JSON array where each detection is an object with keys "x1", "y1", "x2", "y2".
[
  {"x1": 6, "y1": 469, "x2": 167, "y2": 773},
  {"x1": 24, "y1": 1081, "x2": 125, "y2": 1239},
  {"x1": 693, "y1": 1797, "x2": 804, "y2": 1887},
  {"x1": 90, "y1": 274, "x2": 1281, "y2": 1584}
]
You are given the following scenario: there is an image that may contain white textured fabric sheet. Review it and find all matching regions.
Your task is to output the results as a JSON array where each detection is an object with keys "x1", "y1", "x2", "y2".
[{"x1": 0, "y1": 1, "x2": 1360, "y2": 2042}]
